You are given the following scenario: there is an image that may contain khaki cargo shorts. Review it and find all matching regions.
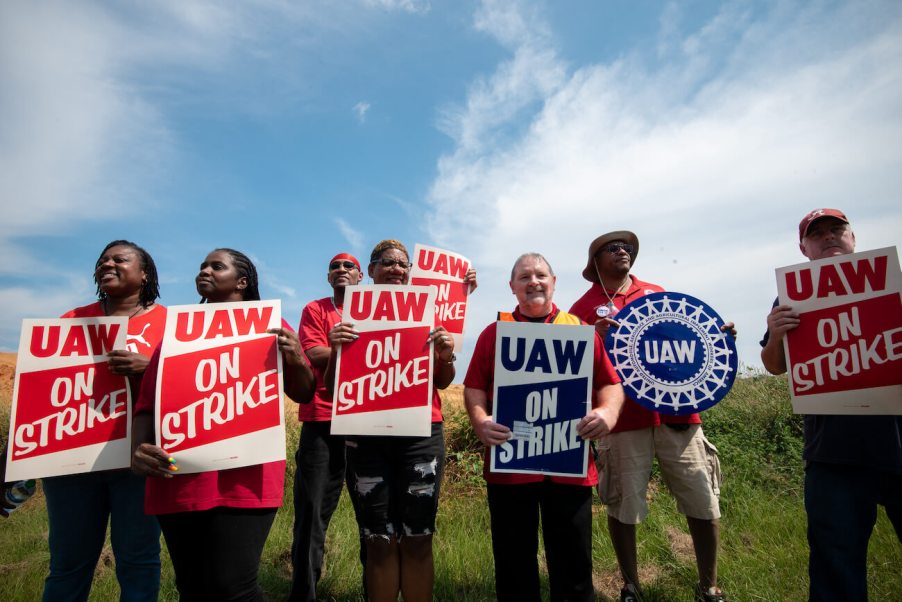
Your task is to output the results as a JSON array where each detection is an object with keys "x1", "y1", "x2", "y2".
[{"x1": 595, "y1": 424, "x2": 721, "y2": 524}]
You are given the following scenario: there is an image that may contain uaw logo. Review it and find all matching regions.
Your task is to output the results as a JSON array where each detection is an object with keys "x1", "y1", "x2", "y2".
[{"x1": 604, "y1": 292, "x2": 737, "y2": 415}]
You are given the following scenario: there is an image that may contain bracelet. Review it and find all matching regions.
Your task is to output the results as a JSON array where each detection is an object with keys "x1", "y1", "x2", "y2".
[{"x1": 441, "y1": 353, "x2": 457, "y2": 365}]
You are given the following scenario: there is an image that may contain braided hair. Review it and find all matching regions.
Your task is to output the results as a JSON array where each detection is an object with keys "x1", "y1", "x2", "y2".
[
  {"x1": 94, "y1": 240, "x2": 160, "y2": 307},
  {"x1": 369, "y1": 239, "x2": 409, "y2": 263},
  {"x1": 200, "y1": 248, "x2": 261, "y2": 303}
]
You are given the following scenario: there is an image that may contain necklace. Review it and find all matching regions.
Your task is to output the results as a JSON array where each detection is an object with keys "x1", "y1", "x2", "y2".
[
  {"x1": 329, "y1": 295, "x2": 342, "y2": 319},
  {"x1": 103, "y1": 298, "x2": 147, "y2": 319},
  {"x1": 596, "y1": 277, "x2": 630, "y2": 318}
]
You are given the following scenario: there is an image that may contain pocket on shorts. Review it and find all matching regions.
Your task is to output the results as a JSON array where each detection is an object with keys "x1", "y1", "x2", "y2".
[
  {"x1": 701, "y1": 435, "x2": 722, "y2": 496},
  {"x1": 595, "y1": 444, "x2": 620, "y2": 506}
]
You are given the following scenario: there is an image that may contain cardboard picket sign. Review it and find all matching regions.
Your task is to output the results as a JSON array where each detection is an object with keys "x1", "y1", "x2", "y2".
[
  {"x1": 155, "y1": 300, "x2": 286, "y2": 473},
  {"x1": 490, "y1": 321, "x2": 595, "y2": 477},
  {"x1": 332, "y1": 285, "x2": 436, "y2": 437},
  {"x1": 410, "y1": 244, "x2": 472, "y2": 350},
  {"x1": 776, "y1": 246, "x2": 902, "y2": 414},
  {"x1": 6, "y1": 318, "x2": 130, "y2": 480}
]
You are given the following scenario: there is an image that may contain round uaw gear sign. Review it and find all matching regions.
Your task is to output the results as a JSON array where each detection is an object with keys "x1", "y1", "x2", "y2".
[{"x1": 604, "y1": 292, "x2": 737, "y2": 415}]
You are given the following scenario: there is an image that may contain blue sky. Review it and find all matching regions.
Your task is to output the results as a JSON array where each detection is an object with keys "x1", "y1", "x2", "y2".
[{"x1": 2, "y1": 0, "x2": 901, "y2": 376}]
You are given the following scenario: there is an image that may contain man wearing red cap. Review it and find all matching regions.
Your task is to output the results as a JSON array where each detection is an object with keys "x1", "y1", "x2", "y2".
[
  {"x1": 289, "y1": 253, "x2": 365, "y2": 602},
  {"x1": 761, "y1": 209, "x2": 901, "y2": 602},
  {"x1": 570, "y1": 231, "x2": 726, "y2": 602}
]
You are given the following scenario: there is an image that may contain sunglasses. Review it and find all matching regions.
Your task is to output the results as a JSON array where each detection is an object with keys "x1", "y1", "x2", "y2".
[
  {"x1": 329, "y1": 260, "x2": 359, "y2": 271},
  {"x1": 372, "y1": 258, "x2": 412, "y2": 270},
  {"x1": 602, "y1": 243, "x2": 634, "y2": 255}
]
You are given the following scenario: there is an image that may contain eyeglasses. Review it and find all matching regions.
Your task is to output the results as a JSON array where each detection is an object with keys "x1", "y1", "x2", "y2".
[
  {"x1": 372, "y1": 258, "x2": 412, "y2": 270},
  {"x1": 602, "y1": 243, "x2": 634, "y2": 255},
  {"x1": 329, "y1": 260, "x2": 358, "y2": 271}
]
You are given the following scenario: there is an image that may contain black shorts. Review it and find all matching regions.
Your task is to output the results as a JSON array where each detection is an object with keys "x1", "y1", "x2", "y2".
[{"x1": 346, "y1": 422, "x2": 444, "y2": 538}]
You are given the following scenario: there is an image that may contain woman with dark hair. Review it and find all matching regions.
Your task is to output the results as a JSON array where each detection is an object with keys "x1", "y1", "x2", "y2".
[
  {"x1": 132, "y1": 248, "x2": 314, "y2": 601},
  {"x1": 41, "y1": 239, "x2": 166, "y2": 601},
  {"x1": 326, "y1": 239, "x2": 459, "y2": 602}
]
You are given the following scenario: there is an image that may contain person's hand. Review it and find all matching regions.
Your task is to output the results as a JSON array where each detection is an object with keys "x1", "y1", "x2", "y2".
[
  {"x1": 766, "y1": 305, "x2": 800, "y2": 342},
  {"x1": 593, "y1": 317, "x2": 620, "y2": 340},
  {"x1": 576, "y1": 407, "x2": 617, "y2": 440},
  {"x1": 328, "y1": 322, "x2": 359, "y2": 347},
  {"x1": 268, "y1": 327, "x2": 305, "y2": 366},
  {"x1": 107, "y1": 350, "x2": 150, "y2": 376},
  {"x1": 721, "y1": 321, "x2": 737, "y2": 339},
  {"x1": 474, "y1": 418, "x2": 512, "y2": 447},
  {"x1": 132, "y1": 443, "x2": 177, "y2": 479},
  {"x1": 428, "y1": 326, "x2": 455, "y2": 362},
  {"x1": 464, "y1": 268, "x2": 478, "y2": 293}
]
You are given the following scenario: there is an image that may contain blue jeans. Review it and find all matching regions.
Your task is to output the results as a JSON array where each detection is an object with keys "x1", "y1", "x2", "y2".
[
  {"x1": 805, "y1": 462, "x2": 902, "y2": 601},
  {"x1": 289, "y1": 421, "x2": 353, "y2": 602},
  {"x1": 42, "y1": 471, "x2": 161, "y2": 602}
]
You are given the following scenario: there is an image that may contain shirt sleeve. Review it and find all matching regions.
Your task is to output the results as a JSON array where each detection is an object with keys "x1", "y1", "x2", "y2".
[
  {"x1": 463, "y1": 324, "x2": 495, "y2": 391},
  {"x1": 134, "y1": 347, "x2": 162, "y2": 415},
  {"x1": 299, "y1": 301, "x2": 329, "y2": 352},
  {"x1": 592, "y1": 332, "x2": 620, "y2": 388}
]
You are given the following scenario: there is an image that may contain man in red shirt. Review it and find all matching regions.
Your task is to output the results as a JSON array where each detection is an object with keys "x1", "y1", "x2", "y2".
[
  {"x1": 289, "y1": 253, "x2": 364, "y2": 602},
  {"x1": 465, "y1": 252, "x2": 625, "y2": 602},
  {"x1": 570, "y1": 231, "x2": 725, "y2": 602}
]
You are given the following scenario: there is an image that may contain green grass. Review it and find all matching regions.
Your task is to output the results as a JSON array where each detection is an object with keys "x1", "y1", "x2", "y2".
[{"x1": 2, "y1": 376, "x2": 901, "y2": 600}]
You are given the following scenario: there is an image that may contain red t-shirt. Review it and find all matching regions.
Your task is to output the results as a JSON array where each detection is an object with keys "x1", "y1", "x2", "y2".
[
  {"x1": 298, "y1": 296, "x2": 444, "y2": 424},
  {"x1": 463, "y1": 305, "x2": 621, "y2": 486},
  {"x1": 134, "y1": 319, "x2": 293, "y2": 515},
  {"x1": 569, "y1": 275, "x2": 702, "y2": 431},
  {"x1": 61, "y1": 302, "x2": 167, "y2": 403}
]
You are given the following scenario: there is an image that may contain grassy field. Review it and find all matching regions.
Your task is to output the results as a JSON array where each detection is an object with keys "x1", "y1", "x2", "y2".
[{"x1": 1, "y1": 354, "x2": 900, "y2": 600}]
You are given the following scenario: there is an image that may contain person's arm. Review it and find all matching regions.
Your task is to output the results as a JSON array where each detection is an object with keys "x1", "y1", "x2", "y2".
[
  {"x1": 464, "y1": 387, "x2": 511, "y2": 446},
  {"x1": 269, "y1": 327, "x2": 315, "y2": 404},
  {"x1": 323, "y1": 322, "x2": 359, "y2": 396},
  {"x1": 305, "y1": 346, "x2": 330, "y2": 369},
  {"x1": 577, "y1": 382, "x2": 625, "y2": 439},
  {"x1": 761, "y1": 305, "x2": 799, "y2": 375},
  {"x1": 427, "y1": 326, "x2": 456, "y2": 390},
  {"x1": 131, "y1": 413, "x2": 176, "y2": 478}
]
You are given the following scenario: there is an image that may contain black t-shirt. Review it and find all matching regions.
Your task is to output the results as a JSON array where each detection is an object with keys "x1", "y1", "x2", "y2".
[{"x1": 761, "y1": 298, "x2": 902, "y2": 473}]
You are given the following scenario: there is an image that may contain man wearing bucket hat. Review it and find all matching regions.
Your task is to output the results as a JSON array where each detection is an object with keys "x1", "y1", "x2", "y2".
[
  {"x1": 760, "y1": 209, "x2": 901, "y2": 602},
  {"x1": 570, "y1": 231, "x2": 726, "y2": 602},
  {"x1": 289, "y1": 253, "x2": 365, "y2": 602}
]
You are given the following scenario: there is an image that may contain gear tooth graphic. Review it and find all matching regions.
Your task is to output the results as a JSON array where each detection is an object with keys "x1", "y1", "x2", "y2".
[{"x1": 605, "y1": 292, "x2": 738, "y2": 416}]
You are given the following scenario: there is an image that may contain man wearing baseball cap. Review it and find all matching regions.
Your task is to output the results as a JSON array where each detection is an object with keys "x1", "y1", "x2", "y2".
[
  {"x1": 289, "y1": 253, "x2": 365, "y2": 602},
  {"x1": 761, "y1": 209, "x2": 901, "y2": 601},
  {"x1": 570, "y1": 231, "x2": 727, "y2": 602}
]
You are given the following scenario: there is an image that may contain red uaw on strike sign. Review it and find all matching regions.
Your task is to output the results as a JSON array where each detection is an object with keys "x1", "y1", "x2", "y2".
[
  {"x1": 776, "y1": 246, "x2": 902, "y2": 414},
  {"x1": 332, "y1": 285, "x2": 436, "y2": 436},
  {"x1": 155, "y1": 300, "x2": 285, "y2": 473},
  {"x1": 6, "y1": 318, "x2": 130, "y2": 480},
  {"x1": 410, "y1": 244, "x2": 472, "y2": 350}
]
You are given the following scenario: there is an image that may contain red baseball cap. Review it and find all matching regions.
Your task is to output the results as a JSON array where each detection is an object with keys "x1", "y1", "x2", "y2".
[
  {"x1": 329, "y1": 253, "x2": 360, "y2": 270},
  {"x1": 798, "y1": 208, "x2": 849, "y2": 241}
]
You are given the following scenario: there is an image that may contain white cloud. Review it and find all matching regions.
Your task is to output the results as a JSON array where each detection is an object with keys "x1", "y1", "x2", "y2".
[
  {"x1": 353, "y1": 101, "x2": 371, "y2": 123},
  {"x1": 361, "y1": 0, "x2": 430, "y2": 15},
  {"x1": 335, "y1": 217, "x2": 365, "y2": 252},
  {"x1": 426, "y1": 0, "x2": 902, "y2": 370}
]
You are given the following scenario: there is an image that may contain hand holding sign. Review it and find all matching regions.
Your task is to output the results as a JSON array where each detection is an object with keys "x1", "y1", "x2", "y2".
[
  {"x1": 575, "y1": 406, "x2": 617, "y2": 440},
  {"x1": 107, "y1": 349, "x2": 150, "y2": 376}
]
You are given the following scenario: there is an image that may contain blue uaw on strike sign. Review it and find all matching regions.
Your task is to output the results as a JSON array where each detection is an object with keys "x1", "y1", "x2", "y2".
[
  {"x1": 605, "y1": 292, "x2": 737, "y2": 416},
  {"x1": 491, "y1": 321, "x2": 595, "y2": 477}
]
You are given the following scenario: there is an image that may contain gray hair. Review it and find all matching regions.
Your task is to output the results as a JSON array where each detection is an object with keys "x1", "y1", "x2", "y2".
[{"x1": 510, "y1": 253, "x2": 554, "y2": 280}]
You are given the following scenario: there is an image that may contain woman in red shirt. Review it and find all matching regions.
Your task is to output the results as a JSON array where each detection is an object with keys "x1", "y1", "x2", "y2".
[{"x1": 131, "y1": 248, "x2": 314, "y2": 601}]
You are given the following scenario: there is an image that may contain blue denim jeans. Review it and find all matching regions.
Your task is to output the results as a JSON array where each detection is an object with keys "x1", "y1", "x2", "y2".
[
  {"x1": 289, "y1": 421, "x2": 353, "y2": 602},
  {"x1": 42, "y1": 470, "x2": 161, "y2": 602},
  {"x1": 805, "y1": 462, "x2": 902, "y2": 602}
]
